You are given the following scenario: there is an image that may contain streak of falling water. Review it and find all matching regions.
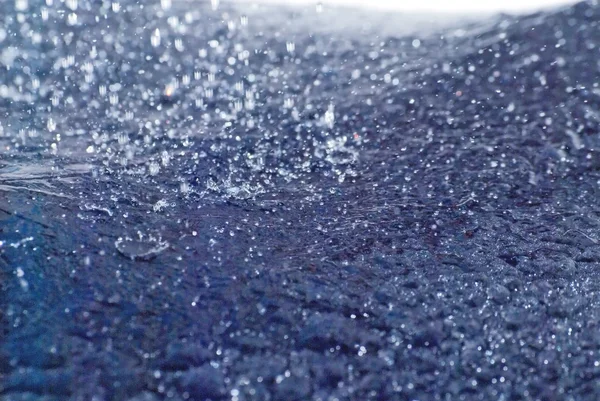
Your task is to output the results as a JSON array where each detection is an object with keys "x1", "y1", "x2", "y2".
[
  {"x1": 151, "y1": 29, "x2": 161, "y2": 48},
  {"x1": 211, "y1": 0, "x2": 219, "y2": 11},
  {"x1": 47, "y1": 118, "x2": 56, "y2": 132},
  {"x1": 66, "y1": 0, "x2": 77, "y2": 10}
]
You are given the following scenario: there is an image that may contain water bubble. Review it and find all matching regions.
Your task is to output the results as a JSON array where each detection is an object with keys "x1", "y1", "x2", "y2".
[{"x1": 160, "y1": 0, "x2": 171, "y2": 10}]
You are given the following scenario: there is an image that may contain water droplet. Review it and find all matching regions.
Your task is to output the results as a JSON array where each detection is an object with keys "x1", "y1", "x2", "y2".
[
  {"x1": 15, "y1": 0, "x2": 28, "y2": 11},
  {"x1": 47, "y1": 118, "x2": 56, "y2": 132},
  {"x1": 151, "y1": 29, "x2": 161, "y2": 47},
  {"x1": 67, "y1": 13, "x2": 77, "y2": 26}
]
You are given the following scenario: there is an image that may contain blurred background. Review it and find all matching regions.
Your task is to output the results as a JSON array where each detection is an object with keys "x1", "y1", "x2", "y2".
[{"x1": 233, "y1": 0, "x2": 579, "y2": 13}]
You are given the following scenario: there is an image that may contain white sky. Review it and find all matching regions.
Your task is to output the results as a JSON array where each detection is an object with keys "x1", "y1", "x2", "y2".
[{"x1": 235, "y1": 0, "x2": 578, "y2": 13}]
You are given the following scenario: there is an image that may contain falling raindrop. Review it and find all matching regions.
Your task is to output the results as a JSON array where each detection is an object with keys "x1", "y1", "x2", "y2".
[
  {"x1": 15, "y1": 0, "x2": 28, "y2": 11},
  {"x1": 67, "y1": 13, "x2": 77, "y2": 26},
  {"x1": 151, "y1": 29, "x2": 161, "y2": 47},
  {"x1": 149, "y1": 162, "x2": 160, "y2": 176},
  {"x1": 324, "y1": 103, "x2": 335, "y2": 129},
  {"x1": 47, "y1": 118, "x2": 56, "y2": 132},
  {"x1": 174, "y1": 38, "x2": 184, "y2": 52}
]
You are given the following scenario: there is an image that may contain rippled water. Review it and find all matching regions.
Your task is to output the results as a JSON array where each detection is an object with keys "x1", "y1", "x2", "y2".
[{"x1": 2, "y1": 1, "x2": 600, "y2": 400}]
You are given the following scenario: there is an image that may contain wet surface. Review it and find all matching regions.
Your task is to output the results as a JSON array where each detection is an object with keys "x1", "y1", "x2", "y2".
[{"x1": 2, "y1": 0, "x2": 600, "y2": 400}]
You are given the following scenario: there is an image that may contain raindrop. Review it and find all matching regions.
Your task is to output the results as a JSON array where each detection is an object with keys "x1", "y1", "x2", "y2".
[
  {"x1": 47, "y1": 118, "x2": 56, "y2": 132},
  {"x1": 180, "y1": 182, "x2": 190, "y2": 194},
  {"x1": 151, "y1": 29, "x2": 161, "y2": 47},
  {"x1": 174, "y1": 38, "x2": 184, "y2": 52},
  {"x1": 67, "y1": 13, "x2": 78, "y2": 26},
  {"x1": 161, "y1": 0, "x2": 171, "y2": 10},
  {"x1": 149, "y1": 162, "x2": 160, "y2": 176},
  {"x1": 15, "y1": 0, "x2": 28, "y2": 11},
  {"x1": 324, "y1": 103, "x2": 335, "y2": 129}
]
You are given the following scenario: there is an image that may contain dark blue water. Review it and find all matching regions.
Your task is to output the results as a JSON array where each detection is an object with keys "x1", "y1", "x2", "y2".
[{"x1": 2, "y1": 0, "x2": 600, "y2": 400}]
